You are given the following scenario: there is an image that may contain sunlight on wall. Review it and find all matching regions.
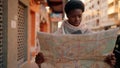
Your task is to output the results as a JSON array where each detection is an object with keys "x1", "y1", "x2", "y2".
[
  {"x1": 81, "y1": 0, "x2": 85, "y2": 3},
  {"x1": 58, "y1": 21, "x2": 63, "y2": 28}
]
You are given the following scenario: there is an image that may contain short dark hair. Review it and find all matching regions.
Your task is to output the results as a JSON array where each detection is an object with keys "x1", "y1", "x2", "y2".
[{"x1": 64, "y1": 0, "x2": 85, "y2": 14}]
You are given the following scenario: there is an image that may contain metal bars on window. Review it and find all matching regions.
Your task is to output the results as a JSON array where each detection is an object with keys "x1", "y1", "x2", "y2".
[
  {"x1": 0, "y1": 0, "x2": 4, "y2": 68},
  {"x1": 0, "y1": 0, "x2": 8, "y2": 67},
  {"x1": 17, "y1": 1, "x2": 27, "y2": 65}
]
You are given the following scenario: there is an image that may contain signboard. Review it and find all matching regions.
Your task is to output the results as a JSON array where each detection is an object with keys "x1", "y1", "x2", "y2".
[{"x1": 50, "y1": 13, "x2": 62, "y2": 22}]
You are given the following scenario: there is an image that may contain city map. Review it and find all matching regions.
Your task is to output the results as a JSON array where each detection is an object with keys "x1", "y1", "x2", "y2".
[{"x1": 37, "y1": 28, "x2": 119, "y2": 68}]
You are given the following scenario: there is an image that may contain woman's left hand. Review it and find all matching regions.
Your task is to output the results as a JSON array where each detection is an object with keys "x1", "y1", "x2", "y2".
[{"x1": 104, "y1": 53, "x2": 116, "y2": 67}]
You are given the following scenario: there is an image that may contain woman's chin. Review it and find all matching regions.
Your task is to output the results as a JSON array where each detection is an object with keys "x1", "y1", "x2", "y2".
[{"x1": 73, "y1": 24, "x2": 80, "y2": 26}]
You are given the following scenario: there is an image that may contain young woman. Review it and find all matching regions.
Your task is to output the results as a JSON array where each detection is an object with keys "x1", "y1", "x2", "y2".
[{"x1": 55, "y1": 0, "x2": 92, "y2": 34}]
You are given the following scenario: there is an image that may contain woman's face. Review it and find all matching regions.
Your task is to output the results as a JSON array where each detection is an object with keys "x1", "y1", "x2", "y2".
[{"x1": 67, "y1": 9, "x2": 83, "y2": 26}]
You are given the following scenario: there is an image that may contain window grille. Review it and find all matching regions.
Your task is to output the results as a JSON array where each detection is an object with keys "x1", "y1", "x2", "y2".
[
  {"x1": 17, "y1": 1, "x2": 27, "y2": 65},
  {"x1": 0, "y1": 0, "x2": 4, "y2": 68}
]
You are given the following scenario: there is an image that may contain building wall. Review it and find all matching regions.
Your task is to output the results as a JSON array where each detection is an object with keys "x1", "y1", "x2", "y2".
[
  {"x1": 7, "y1": 0, "x2": 30, "y2": 68},
  {"x1": 83, "y1": 0, "x2": 102, "y2": 28},
  {"x1": 108, "y1": 0, "x2": 120, "y2": 25},
  {"x1": 84, "y1": 0, "x2": 120, "y2": 30},
  {"x1": 39, "y1": 5, "x2": 50, "y2": 33},
  {"x1": 7, "y1": 0, "x2": 18, "y2": 68},
  {"x1": 118, "y1": 0, "x2": 120, "y2": 23},
  {"x1": 99, "y1": 0, "x2": 108, "y2": 26}
]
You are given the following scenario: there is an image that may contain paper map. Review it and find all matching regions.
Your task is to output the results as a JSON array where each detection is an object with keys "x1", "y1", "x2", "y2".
[{"x1": 37, "y1": 28, "x2": 119, "y2": 68}]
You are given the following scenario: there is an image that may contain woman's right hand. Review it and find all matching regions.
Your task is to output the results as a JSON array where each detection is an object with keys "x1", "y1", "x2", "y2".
[{"x1": 35, "y1": 52, "x2": 45, "y2": 65}]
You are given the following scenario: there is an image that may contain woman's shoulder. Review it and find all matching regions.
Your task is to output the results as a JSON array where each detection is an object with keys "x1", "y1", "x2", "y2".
[
  {"x1": 54, "y1": 28, "x2": 63, "y2": 34},
  {"x1": 54, "y1": 20, "x2": 68, "y2": 34}
]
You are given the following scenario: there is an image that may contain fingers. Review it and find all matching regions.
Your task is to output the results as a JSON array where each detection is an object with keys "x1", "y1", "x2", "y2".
[
  {"x1": 104, "y1": 53, "x2": 116, "y2": 67},
  {"x1": 111, "y1": 59, "x2": 116, "y2": 65},
  {"x1": 35, "y1": 52, "x2": 45, "y2": 64}
]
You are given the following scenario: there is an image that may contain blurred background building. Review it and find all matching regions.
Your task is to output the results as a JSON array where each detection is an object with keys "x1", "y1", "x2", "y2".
[{"x1": 83, "y1": 0, "x2": 120, "y2": 31}]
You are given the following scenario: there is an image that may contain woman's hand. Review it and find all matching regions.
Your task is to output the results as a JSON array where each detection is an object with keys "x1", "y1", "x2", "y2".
[
  {"x1": 104, "y1": 53, "x2": 116, "y2": 67},
  {"x1": 35, "y1": 52, "x2": 45, "y2": 65}
]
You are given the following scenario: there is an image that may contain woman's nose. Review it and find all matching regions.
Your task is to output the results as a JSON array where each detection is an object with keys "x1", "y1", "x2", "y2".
[{"x1": 75, "y1": 16, "x2": 80, "y2": 21}]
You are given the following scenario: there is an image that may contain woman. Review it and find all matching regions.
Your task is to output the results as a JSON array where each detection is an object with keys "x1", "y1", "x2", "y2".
[
  {"x1": 55, "y1": 0, "x2": 91, "y2": 34},
  {"x1": 35, "y1": 0, "x2": 115, "y2": 68}
]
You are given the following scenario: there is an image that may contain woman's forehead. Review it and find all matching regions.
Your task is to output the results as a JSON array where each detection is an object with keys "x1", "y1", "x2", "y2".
[{"x1": 67, "y1": 9, "x2": 83, "y2": 15}]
